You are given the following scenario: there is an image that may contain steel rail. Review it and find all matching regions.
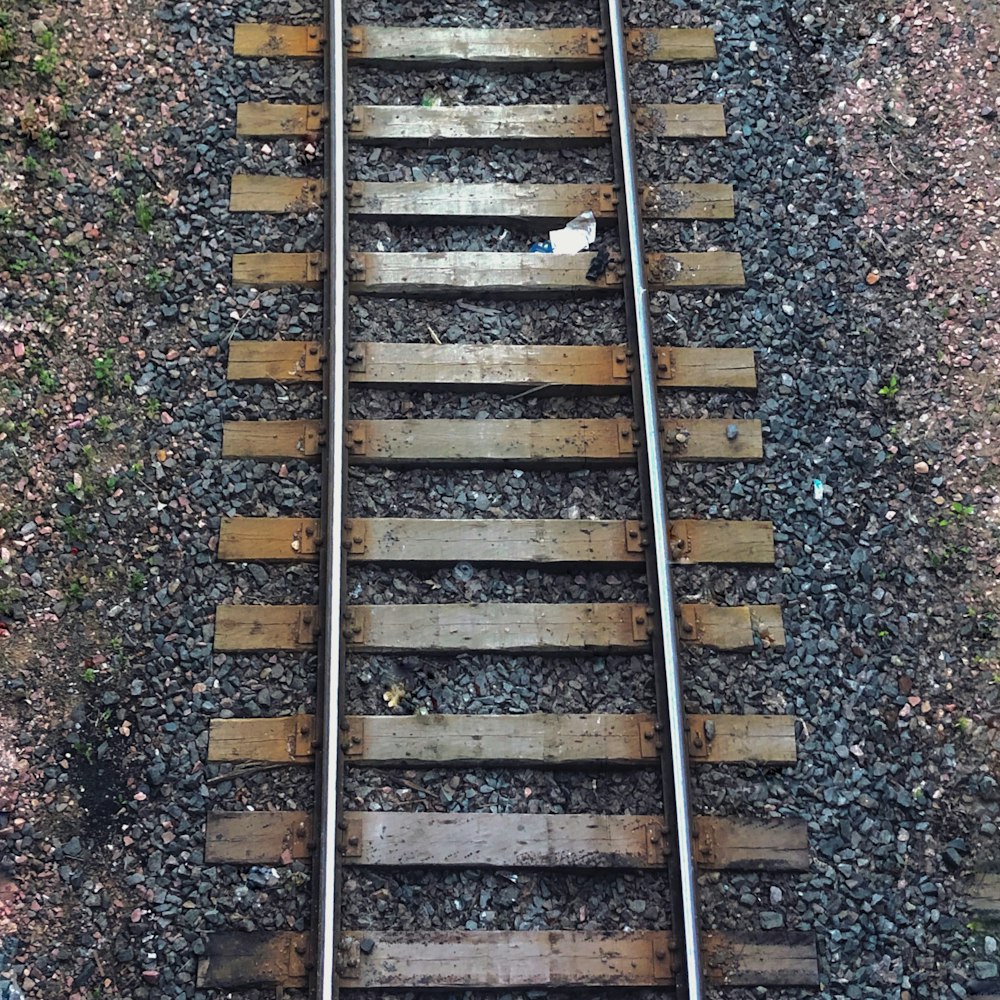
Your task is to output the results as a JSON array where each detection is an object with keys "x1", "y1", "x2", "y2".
[
  {"x1": 601, "y1": 0, "x2": 704, "y2": 996},
  {"x1": 314, "y1": 0, "x2": 348, "y2": 992}
]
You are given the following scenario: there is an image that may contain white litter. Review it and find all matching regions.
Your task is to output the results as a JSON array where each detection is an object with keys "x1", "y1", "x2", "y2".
[{"x1": 548, "y1": 210, "x2": 596, "y2": 254}]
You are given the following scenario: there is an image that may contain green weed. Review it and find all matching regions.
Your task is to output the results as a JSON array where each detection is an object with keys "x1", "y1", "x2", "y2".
[
  {"x1": 878, "y1": 373, "x2": 900, "y2": 400},
  {"x1": 928, "y1": 547, "x2": 958, "y2": 569},
  {"x1": 93, "y1": 355, "x2": 115, "y2": 394},
  {"x1": 933, "y1": 501, "x2": 975, "y2": 529},
  {"x1": 144, "y1": 268, "x2": 167, "y2": 292},
  {"x1": 105, "y1": 186, "x2": 127, "y2": 223},
  {"x1": 33, "y1": 29, "x2": 58, "y2": 77},
  {"x1": 0, "y1": 26, "x2": 15, "y2": 61},
  {"x1": 135, "y1": 193, "x2": 154, "y2": 233},
  {"x1": 60, "y1": 514, "x2": 85, "y2": 542},
  {"x1": 25, "y1": 355, "x2": 57, "y2": 391}
]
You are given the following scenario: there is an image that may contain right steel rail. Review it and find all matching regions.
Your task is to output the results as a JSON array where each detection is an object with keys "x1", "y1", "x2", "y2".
[
  {"x1": 315, "y1": 0, "x2": 348, "y2": 992},
  {"x1": 601, "y1": 1, "x2": 704, "y2": 996}
]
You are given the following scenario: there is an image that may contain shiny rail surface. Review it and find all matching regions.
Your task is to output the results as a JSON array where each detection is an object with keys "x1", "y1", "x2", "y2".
[
  {"x1": 602, "y1": 0, "x2": 703, "y2": 996},
  {"x1": 314, "y1": 0, "x2": 347, "y2": 993}
]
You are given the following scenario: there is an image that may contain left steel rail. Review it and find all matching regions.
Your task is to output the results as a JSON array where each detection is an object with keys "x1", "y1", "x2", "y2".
[{"x1": 315, "y1": 0, "x2": 348, "y2": 992}]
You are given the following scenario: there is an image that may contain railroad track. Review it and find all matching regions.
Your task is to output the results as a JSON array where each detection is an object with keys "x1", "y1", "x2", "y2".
[{"x1": 197, "y1": 0, "x2": 820, "y2": 996}]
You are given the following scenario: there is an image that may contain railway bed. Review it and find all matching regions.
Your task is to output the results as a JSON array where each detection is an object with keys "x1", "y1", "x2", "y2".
[{"x1": 197, "y1": 1, "x2": 819, "y2": 997}]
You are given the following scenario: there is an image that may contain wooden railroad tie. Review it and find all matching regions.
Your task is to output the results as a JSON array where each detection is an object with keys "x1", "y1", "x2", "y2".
[
  {"x1": 198, "y1": 928, "x2": 819, "y2": 990},
  {"x1": 237, "y1": 101, "x2": 725, "y2": 143},
  {"x1": 218, "y1": 516, "x2": 775, "y2": 566},
  {"x1": 212, "y1": 602, "x2": 785, "y2": 653},
  {"x1": 221, "y1": 417, "x2": 764, "y2": 464},
  {"x1": 207, "y1": 712, "x2": 798, "y2": 768},
  {"x1": 229, "y1": 178, "x2": 736, "y2": 221},
  {"x1": 206, "y1": 810, "x2": 808, "y2": 871},
  {"x1": 968, "y1": 873, "x2": 1000, "y2": 917},
  {"x1": 225, "y1": 341, "x2": 757, "y2": 391},
  {"x1": 231, "y1": 250, "x2": 745, "y2": 292},
  {"x1": 234, "y1": 24, "x2": 718, "y2": 65}
]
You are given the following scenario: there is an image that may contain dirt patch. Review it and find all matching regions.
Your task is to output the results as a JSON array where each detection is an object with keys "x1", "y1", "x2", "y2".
[
  {"x1": 821, "y1": 0, "x2": 1000, "y2": 886},
  {"x1": 60, "y1": 721, "x2": 135, "y2": 840}
]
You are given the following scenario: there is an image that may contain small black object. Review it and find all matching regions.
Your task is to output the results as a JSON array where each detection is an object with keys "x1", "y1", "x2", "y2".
[
  {"x1": 586, "y1": 246, "x2": 610, "y2": 281},
  {"x1": 359, "y1": 937, "x2": 376, "y2": 955}
]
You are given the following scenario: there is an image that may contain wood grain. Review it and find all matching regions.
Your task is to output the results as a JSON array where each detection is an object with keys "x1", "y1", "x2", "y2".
[
  {"x1": 220, "y1": 417, "x2": 763, "y2": 464},
  {"x1": 969, "y1": 873, "x2": 1000, "y2": 915},
  {"x1": 221, "y1": 420, "x2": 322, "y2": 461},
  {"x1": 212, "y1": 601, "x2": 781, "y2": 653},
  {"x1": 237, "y1": 103, "x2": 723, "y2": 143},
  {"x1": 234, "y1": 25, "x2": 717, "y2": 65},
  {"x1": 206, "y1": 810, "x2": 808, "y2": 871},
  {"x1": 230, "y1": 175, "x2": 323, "y2": 213},
  {"x1": 349, "y1": 251, "x2": 744, "y2": 293},
  {"x1": 198, "y1": 929, "x2": 817, "y2": 988},
  {"x1": 207, "y1": 712, "x2": 798, "y2": 767},
  {"x1": 229, "y1": 177, "x2": 733, "y2": 220},
  {"x1": 218, "y1": 516, "x2": 774, "y2": 566},
  {"x1": 227, "y1": 341, "x2": 756, "y2": 390}
]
